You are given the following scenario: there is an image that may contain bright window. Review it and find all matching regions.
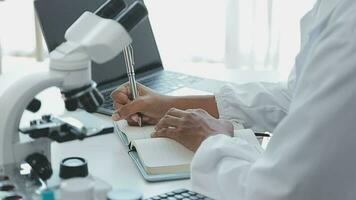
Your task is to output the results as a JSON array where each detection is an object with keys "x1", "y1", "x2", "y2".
[
  {"x1": 1, "y1": 0, "x2": 317, "y2": 81},
  {"x1": 0, "y1": 0, "x2": 36, "y2": 56},
  {"x1": 145, "y1": 0, "x2": 227, "y2": 67}
]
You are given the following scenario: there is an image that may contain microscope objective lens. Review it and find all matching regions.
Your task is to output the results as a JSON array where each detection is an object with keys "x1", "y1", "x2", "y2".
[
  {"x1": 3, "y1": 195, "x2": 23, "y2": 200},
  {"x1": 0, "y1": 185, "x2": 15, "y2": 192},
  {"x1": 0, "y1": 176, "x2": 9, "y2": 181}
]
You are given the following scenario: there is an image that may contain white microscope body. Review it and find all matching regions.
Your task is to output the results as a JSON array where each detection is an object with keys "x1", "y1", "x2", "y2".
[{"x1": 0, "y1": 0, "x2": 146, "y2": 182}]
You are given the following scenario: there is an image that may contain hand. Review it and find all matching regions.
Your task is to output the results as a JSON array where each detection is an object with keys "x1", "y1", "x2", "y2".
[
  {"x1": 111, "y1": 82, "x2": 172, "y2": 125},
  {"x1": 153, "y1": 108, "x2": 234, "y2": 152}
]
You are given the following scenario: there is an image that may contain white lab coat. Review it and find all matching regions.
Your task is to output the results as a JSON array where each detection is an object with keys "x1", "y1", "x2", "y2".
[
  {"x1": 191, "y1": 0, "x2": 356, "y2": 199},
  {"x1": 0, "y1": 40, "x2": 2, "y2": 75}
]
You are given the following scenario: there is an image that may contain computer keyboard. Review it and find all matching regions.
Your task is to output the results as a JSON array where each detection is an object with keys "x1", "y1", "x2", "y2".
[
  {"x1": 100, "y1": 71, "x2": 202, "y2": 111},
  {"x1": 146, "y1": 188, "x2": 213, "y2": 200}
]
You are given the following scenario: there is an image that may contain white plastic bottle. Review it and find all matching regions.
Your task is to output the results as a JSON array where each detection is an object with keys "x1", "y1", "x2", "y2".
[
  {"x1": 59, "y1": 177, "x2": 112, "y2": 200},
  {"x1": 60, "y1": 178, "x2": 97, "y2": 200}
]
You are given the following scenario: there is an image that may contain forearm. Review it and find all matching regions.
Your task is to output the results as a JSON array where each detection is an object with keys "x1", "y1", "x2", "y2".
[{"x1": 166, "y1": 95, "x2": 219, "y2": 118}]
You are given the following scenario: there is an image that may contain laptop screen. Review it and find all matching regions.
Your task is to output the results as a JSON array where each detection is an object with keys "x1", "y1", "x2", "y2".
[{"x1": 35, "y1": 0, "x2": 163, "y2": 87}]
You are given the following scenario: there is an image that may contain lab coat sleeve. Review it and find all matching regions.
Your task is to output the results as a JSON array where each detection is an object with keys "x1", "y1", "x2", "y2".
[
  {"x1": 192, "y1": 3, "x2": 356, "y2": 200},
  {"x1": 215, "y1": 79, "x2": 293, "y2": 132}
]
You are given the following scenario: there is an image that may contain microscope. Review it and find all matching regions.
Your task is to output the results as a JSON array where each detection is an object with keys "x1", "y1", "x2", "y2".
[{"x1": 0, "y1": 0, "x2": 147, "y2": 199}]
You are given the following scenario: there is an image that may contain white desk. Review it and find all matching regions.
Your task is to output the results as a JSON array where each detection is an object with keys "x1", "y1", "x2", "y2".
[
  {"x1": 2, "y1": 56, "x2": 278, "y2": 198},
  {"x1": 51, "y1": 120, "x2": 191, "y2": 198}
]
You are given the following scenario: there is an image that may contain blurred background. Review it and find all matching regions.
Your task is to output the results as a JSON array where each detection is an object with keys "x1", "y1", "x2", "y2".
[{"x1": 0, "y1": 0, "x2": 316, "y2": 81}]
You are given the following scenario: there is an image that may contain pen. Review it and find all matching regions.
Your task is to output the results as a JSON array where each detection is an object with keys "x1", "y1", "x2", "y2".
[{"x1": 123, "y1": 44, "x2": 142, "y2": 127}]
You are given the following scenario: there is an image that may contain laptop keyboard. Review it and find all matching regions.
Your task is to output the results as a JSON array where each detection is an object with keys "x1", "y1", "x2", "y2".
[
  {"x1": 100, "y1": 71, "x2": 202, "y2": 111},
  {"x1": 146, "y1": 188, "x2": 214, "y2": 200}
]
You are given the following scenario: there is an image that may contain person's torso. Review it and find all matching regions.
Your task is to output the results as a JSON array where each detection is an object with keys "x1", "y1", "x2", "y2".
[
  {"x1": 0, "y1": 39, "x2": 2, "y2": 75},
  {"x1": 287, "y1": 0, "x2": 342, "y2": 95}
]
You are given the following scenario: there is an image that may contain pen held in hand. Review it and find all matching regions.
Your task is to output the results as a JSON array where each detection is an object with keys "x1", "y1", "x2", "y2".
[{"x1": 123, "y1": 44, "x2": 142, "y2": 127}]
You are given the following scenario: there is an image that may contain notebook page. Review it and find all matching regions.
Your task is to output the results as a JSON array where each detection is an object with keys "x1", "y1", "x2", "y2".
[
  {"x1": 133, "y1": 138, "x2": 194, "y2": 170},
  {"x1": 115, "y1": 120, "x2": 154, "y2": 143}
]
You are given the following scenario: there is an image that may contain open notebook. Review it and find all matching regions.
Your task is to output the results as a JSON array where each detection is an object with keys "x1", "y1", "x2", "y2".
[
  {"x1": 113, "y1": 88, "x2": 211, "y2": 181},
  {"x1": 114, "y1": 120, "x2": 194, "y2": 181}
]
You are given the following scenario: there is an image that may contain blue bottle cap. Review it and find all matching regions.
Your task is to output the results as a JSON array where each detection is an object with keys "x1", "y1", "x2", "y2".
[{"x1": 41, "y1": 189, "x2": 55, "y2": 200}]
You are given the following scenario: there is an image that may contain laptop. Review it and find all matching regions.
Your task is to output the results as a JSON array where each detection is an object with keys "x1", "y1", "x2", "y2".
[{"x1": 35, "y1": 0, "x2": 228, "y2": 115}]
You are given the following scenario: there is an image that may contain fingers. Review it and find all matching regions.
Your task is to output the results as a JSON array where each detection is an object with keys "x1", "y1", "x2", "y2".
[
  {"x1": 114, "y1": 102, "x2": 122, "y2": 110},
  {"x1": 111, "y1": 84, "x2": 133, "y2": 115},
  {"x1": 126, "y1": 115, "x2": 157, "y2": 126},
  {"x1": 186, "y1": 108, "x2": 207, "y2": 115},
  {"x1": 113, "y1": 92, "x2": 131, "y2": 105},
  {"x1": 155, "y1": 115, "x2": 183, "y2": 130},
  {"x1": 166, "y1": 108, "x2": 188, "y2": 118},
  {"x1": 112, "y1": 98, "x2": 145, "y2": 121},
  {"x1": 136, "y1": 82, "x2": 147, "y2": 96},
  {"x1": 111, "y1": 82, "x2": 153, "y2": 99},
  {"x1": 111, "y1": 82, "x2": 161, "y2": 124},
  {"x1": 112, "y1": 112, "x2": 121, "y2": 121},
  {"x1": 152, "y1": 127, "x2": 178, "y2": 139},
  {"x1": 153, "y1": 108, "x2": 208, "y2": 134},
  {"x1": 111, "y1": 83, "x2": 130, "y2": 100},
  {"x1": 142, "y1": 115, "x2": 158, "y2": 125},
  {"x1": 153, "y1": 108, "x2": 187, "y2": 130},
  {"x1": 127, "y1": 115, "x2": 139, "y2": 126}
]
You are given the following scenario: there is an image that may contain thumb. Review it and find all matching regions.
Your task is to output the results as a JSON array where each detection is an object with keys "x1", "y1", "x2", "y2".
[{"x1": 116, "y1": 98, "x2": 146, "y2": 119}]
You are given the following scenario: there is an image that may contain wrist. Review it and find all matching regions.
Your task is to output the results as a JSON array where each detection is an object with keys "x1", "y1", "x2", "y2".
[
  {"x1": 159, "y1": 95, "x2": 179, "y2": 114},
  {"x1": 164, "y1": 95, "x2": 183, "y2": 109},
  {"x1": 163, "y1": 95, "x2": 219, "y2": 117}
]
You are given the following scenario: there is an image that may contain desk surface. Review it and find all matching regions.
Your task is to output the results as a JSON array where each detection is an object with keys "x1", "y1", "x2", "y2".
[
  {"x1": 51, "y1": 123, "x2": 191, "y2": 198},
  {"x1": 19, "y1": 86, "x2": 191, "y2": 198},
  {"x1": 2, "y1": 56, "x2": 278, "y2": 198},
  {"x1": 15, "y1": 85, "x2": 189, "y2": 198}
]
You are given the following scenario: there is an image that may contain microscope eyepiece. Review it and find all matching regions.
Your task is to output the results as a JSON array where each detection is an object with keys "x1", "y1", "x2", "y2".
[
  {"x1": 58, "y1": 1, "x2": 148, "y2": 113},
  {"x1": 95, "y1": 0, "x2": 126, "y2": 19},
  {"x1": 96, "y1": 1, "x2": 148, "y2": 32},
  {"x1": 62, "y1": 82, "x2": 104, "y2": 113},
  {"x1": 116, "y1": 1, "x2": 148, "y2": 32}
]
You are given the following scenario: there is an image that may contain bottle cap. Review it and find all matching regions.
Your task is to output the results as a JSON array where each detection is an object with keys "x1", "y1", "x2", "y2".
[
  {"x1": 41, "y1": 189, "x2": 55, "y2": 200},
  {"x1": 59, "y1": 157, "x2": 88, "y2": 179}
]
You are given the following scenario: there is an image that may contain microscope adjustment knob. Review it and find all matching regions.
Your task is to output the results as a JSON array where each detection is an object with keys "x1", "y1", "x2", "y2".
[
  {"x1": 26, "y1": 98, "x2": 42, "y2": 113},
  {"x1": 59, "y1": 157, "x2": 89, "y2": 179},
  {"x1": 25, "y1": 153, "x2": 53, "y2": 181}
]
